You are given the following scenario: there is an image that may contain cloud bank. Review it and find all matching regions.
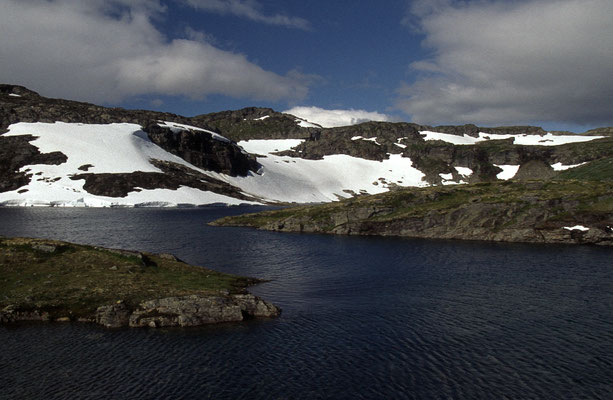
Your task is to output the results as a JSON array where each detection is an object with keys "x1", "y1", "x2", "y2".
[
  {"x1": 0, "y1": 0, "x2": 308, "y2": 104},
  {"x1": 398, "y1": 0, "x2": 613, "y2": 127},
  {"x1": 183, "y1": 0, "x2": 310, "y2": 30},
  {"x1": 285, "y1": 106, "x2": 392, "y2": 128}
]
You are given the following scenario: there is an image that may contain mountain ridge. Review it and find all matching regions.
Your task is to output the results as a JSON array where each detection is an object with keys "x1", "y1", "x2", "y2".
[{"x1": 1, "y1": 83, "x2": 611, "y2": 207}]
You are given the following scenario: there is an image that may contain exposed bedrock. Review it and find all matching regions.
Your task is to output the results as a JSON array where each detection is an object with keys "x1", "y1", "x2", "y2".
[
  {"x1": 95, "y1": 294, "x2": 281, "y2": 328},
  {"x1": 144, "y1": 124, "x2": 259, "y2": 177}
]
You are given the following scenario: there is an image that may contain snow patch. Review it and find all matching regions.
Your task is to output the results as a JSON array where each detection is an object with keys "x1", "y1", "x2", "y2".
[
  {"x1": 494, "y1": 165, "x2": 520, "y2": 180},
  {"x1": 238, "y1": 139, "x2": 305, "y2": 154},
  {"x1": 551, "y1": 162, "x2": 587, "y2": 171},
  {"x1": 563, "y1": 225, "x2": 590, "y2": 232},
  {"x1": 254, "y1": 115, "x2": 270, "y2": 121},
  {"x1": 420, "y1": 130, "x2": 604, "y2": 146},
  {"x1": 295, "y1": 118, "x2": 321, "y2": 128},
  {"x1": 454, "y1": 166, "x2": 473, "y2": 178},
  {"x1": 351, "y1": 136, "x2": 380, "y2": 145},
  {"x1": 8, "y1": 93, "x2": 21, "y2": 97},
  {"x1": 421, "y1": 131, "x2": 483, "y2": 145},
  {"x1": 158, "y1": 121, "x2": 231, "y2": 143}
]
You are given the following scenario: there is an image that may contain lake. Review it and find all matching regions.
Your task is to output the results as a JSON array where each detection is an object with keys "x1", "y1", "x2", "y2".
[{"x1": 1, "y1": 207, "x2": 612, "y2": 399}]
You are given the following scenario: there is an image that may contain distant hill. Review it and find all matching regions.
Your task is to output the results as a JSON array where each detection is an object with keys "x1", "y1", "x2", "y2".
[{"x1": 1, "y1": 83, "x2": 611, "y2": 207}]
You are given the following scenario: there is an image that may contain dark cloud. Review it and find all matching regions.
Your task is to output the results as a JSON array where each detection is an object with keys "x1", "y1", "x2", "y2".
[
  {"x1": 0, "y1": 0, "x2": 309, "y2": 103},
  {"x1": 397, "y1": 0, "x2": 613, "y2": 127}
]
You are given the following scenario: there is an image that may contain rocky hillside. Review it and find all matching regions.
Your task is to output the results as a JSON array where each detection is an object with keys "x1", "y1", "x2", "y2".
[
  {"x1": 1, "y1": 83, "x2": 612, "y2": 206},
  {"x1": 211, "y1": 180, "x2": 613, "y2": 246}
]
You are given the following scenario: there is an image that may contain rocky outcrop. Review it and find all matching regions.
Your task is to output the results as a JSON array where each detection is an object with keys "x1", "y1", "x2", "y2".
[
  {"x1": 0, "y1": 84, "x2": 204, "y2": 133},
  {"x1": 144, "y1": 124, "x2": 259, "y2": 176},
  {"x1": 2, "y1": 294, "x2": 280, "y2": 328},
  {"x1": 95, "y1": 303, "x2": 131, "y2": 328},
  {"x1": 94, "y1": 294, "x2": 280, "y2": 328},
  {"x1": 70, "y1": 160, "x2": 258, "y2": 201},
  {"x1": 191, "y1": 107, "x2": 315, "y2": 141},
  {"x1": 0, "y1": 134, "x2": 67, "y2": 192},
  {"x1": 0, "y1": 305, "x2": 50, "y2": 324},
  {"x1": 513, "y1": 159, "x2": 557, "y2": 180}
]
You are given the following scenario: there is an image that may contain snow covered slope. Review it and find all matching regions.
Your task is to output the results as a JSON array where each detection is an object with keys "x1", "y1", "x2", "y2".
[
  {"x1": 228, "y1": 139, "x2": 427, "y2": 203},
  {"x1": 0, "y1": 119, "x2": 608, "y2": 207},
  {"x1": 0, "y1": 122, "x2": 254, "y2": 207}
]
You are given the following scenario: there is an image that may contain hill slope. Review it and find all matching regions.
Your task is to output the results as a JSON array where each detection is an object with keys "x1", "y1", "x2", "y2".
[{"x1": 1, "y1": 84, "x2": 612, "y2": 207}]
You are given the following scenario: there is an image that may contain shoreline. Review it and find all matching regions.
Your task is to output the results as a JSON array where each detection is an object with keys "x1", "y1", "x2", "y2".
[{"x1": 211, "y1": 180, "x2": 613, "y2": 247}]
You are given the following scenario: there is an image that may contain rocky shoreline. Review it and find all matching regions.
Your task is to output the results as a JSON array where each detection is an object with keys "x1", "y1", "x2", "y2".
[
  {"x1": 0, "y1": 237, "x2": 280, "y2": 329},
  {"x1": 211, "y1": 180, "x2": 613, "y2": 247},
  {"x1": 1, "y1": 293, "x2": 280, "y2": 328}
]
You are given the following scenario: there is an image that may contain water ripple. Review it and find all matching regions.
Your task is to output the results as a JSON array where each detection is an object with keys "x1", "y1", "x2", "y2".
[{"x1": 1, "y1": 208, "x2": 612, "y2": 399}]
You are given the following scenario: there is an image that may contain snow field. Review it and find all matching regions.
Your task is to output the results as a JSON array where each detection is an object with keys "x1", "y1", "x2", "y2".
[
  {"x1": 233, "y1": 140, "x2": 427, "y2": 203},
  {"x1": 0, "y1": 122, "x2": 255, "y2": 207}
]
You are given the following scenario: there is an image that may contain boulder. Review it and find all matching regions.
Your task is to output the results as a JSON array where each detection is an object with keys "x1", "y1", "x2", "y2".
[
  {"x1": 95, "y1": 302, "x2": 131, "y2": 328},
  {"x1": 128, "y1": 294, "x2": 280, "y2": 328}
]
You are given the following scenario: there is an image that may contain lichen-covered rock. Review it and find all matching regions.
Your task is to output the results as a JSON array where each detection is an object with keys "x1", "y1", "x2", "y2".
[
  {"x1": 0, "y1": 305, "x2": 50, "y2": 323},
  {"x1": 128, "y1": 294, "x2": 280, "y2": 328},
  {"x1": 232, "y1": 294, "x2": 282, "y2": 318},
  {"x1": 95, "y1": 303, "x2": 131, "y2": 328}
]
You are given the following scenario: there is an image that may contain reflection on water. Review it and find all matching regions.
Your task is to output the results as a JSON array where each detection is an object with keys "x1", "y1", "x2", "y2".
[{"x1": 1, "y1": 207, "x2": 612, "y2": 399}]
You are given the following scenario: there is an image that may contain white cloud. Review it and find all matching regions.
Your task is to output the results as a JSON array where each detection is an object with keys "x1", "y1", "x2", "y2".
[
  {"x1": 284, "y1": 106, "x2": 392, "y2": 128},
  {"x1": 182, "y1": 0, "x2": 310, "y2": 30},
  {"x1": 0, "y1": 0, "x2": 308, "y2": 104},
  {"x1": 398, "y1": 0, "x2": 613, "y2": 127}
]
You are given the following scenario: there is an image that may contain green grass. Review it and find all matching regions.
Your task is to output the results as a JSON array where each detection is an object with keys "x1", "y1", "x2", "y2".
[
  {"x1": 557, "y1": 157, "x2": 613, "y2": 181},
  {"x1": 0, "y1": 237, "x2": 255, "y2": 319}
]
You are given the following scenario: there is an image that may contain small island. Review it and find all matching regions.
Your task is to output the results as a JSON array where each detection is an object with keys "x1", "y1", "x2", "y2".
[{"x1": 0, "y1": 237, "x2": 280, "y2": 328}]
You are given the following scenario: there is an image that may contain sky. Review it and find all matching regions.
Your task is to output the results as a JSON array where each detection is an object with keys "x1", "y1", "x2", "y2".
[{"x1": 1, "y1": 0, "x2": 612, "y2": 132}]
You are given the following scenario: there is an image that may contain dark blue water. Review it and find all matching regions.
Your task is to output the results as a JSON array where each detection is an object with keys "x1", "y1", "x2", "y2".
[{"x1": 1, "y1": 207, "x2": 612, "y2": 399}]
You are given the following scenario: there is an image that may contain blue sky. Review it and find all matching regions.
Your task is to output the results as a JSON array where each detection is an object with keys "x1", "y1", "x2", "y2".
[
  {"x1": 114, "y1": 0, "x2": 426, "y2": 118},
  {"x1": 2, "y1": 0, "x2": 613, "y2": 132}
]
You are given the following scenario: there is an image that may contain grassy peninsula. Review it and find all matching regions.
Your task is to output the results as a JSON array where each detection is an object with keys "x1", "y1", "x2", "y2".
[
  {"x1": 211, "y1": 179, "x2": 613, "y2": 246},
  {"x1": 0, "y1": 237, "x2": 279, "y2": 327}
]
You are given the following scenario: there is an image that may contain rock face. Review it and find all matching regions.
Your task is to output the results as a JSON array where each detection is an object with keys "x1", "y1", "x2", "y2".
[
  {"x1": 0, "y1": 134, "x2": 67, "y2": 192},
  {"x1": 95, "y1": 303, "x2": 131, "y2": 328},
  {"x1": 276, "y1": 120, "x2": 613, "y2": 184},
  {"x1": 144, "y1": 124, "x2": 259, "y2": 176},
  {"x1": 70, "y1": 160, "x2": 258, "y2": 201},
  {"x1": 0, "y1": 84, "x2": 200, "y2": 132},
  {"x1": 95, "y1": 294, "x2": 280, "y2": 328},
  {"x1": 192, "y1": 107, "x2": 315, "y2": 141}
]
